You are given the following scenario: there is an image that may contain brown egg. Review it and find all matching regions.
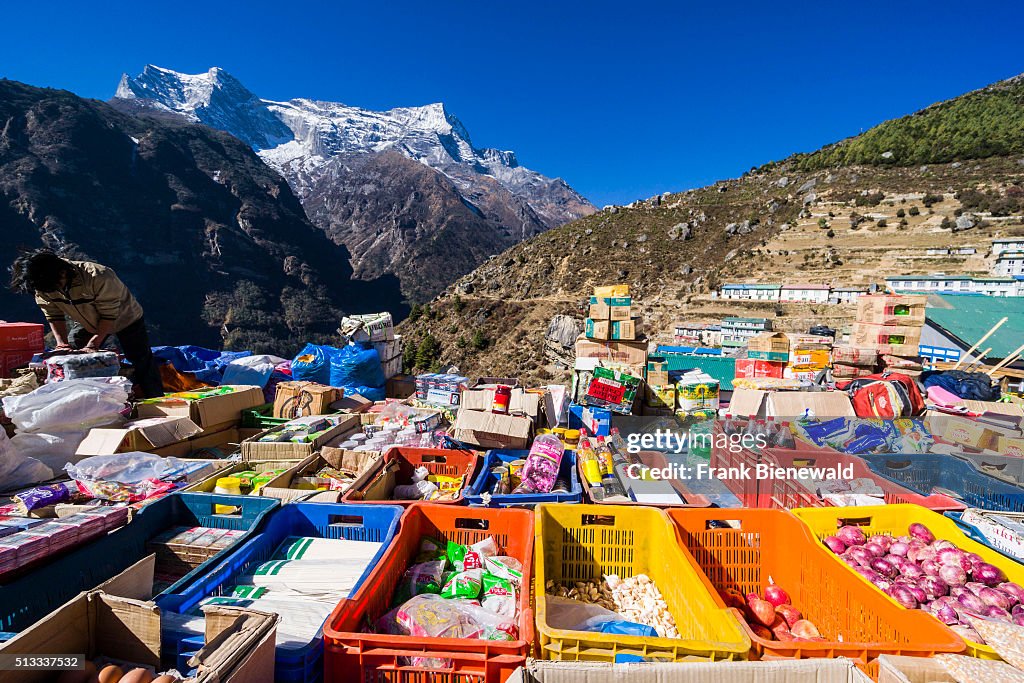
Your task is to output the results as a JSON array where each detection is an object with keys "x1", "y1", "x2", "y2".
[
  {"x1": 97, "y1": 664, "x2": 124, "y2": 683},
  {"x1": 152, "y1": 677, "x2": 176, "y2": 683},
  {"x1": 117, "y1": 669, "x2": 153, "y2": 683}
]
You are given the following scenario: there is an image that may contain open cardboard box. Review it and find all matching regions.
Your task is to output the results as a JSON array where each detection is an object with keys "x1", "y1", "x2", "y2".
[
  {"x1": 137, "y1": 386, "x2": 265, "y2": 430},
  {"x1": 240, "y1": 413, "x2": 360, "y2": 462},
  {"x1": 0, "y1": 555, "x2": 279, "y2": 683},
  {"x1": 149, "y1": 426, "x2": 244, "y2": 458},
  {"x1": 876, "y1": 655, "x2": 956, "y2": 683},
  {"x1": 452, "y1": 408, "x2": 532, "y2": 449},
  {"x1": 76, "y1": 416, "x2": 203, "y2": 456},
  {"x1": 508, "y1": 659, "x2": 872, "y2": 683},
  {"x1": 461, "y1": 386, "x2": 543, "y2": 420},
  {"x1": 258, "y1": 448, "x2": 382, "y2": 502},
  {"x1": 728, "y1": 388, "x2": 855, "y2": 418}
]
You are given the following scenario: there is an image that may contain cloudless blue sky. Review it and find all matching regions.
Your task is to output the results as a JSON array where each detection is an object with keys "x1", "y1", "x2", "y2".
[{"x1": 2, "y1": 1, "x2": 1021, "y2": 206}]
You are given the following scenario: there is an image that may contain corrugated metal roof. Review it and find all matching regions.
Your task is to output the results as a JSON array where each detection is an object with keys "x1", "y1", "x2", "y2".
[{"x1": 926, "y1": 294, "x2": 1024, "y2": 359}]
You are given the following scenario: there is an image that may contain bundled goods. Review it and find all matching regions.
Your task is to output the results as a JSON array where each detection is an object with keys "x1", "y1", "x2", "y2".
[
  {"x1": 291, "y1": 342, "x2": 387, "y2": 401},
  {"x1": 851, "y1": 294, "x2": 926, "y2": 358},
  {"x1": 358, "y1": 401, "x2": 443, "y2": 445},
  {"x1": 254, "y1": 416, "x2": 340, "y2": 444},
  {"x1": 747, "y1": 332, "x2": 789, "y2": 362},
  {"x1": 821, "y1": 521, "x2": 1024, "y2": 640},
  {"x1": 147, "y1": 525, "x2": 248, "y2": 586},
  {"x1": 372, "y1": 334, "x2": 403, "y2": 379},
  {"x1": 513, "y1": 432, "x2": 565, "y2": 494},
  {"x1": 0, "y1": 506, "x2": 127, "y2": 579},
  {"x1": 544, "y1": 573, "x2": 680, "y2": 638},
  {"x1": 273, "y1": 381, "x2": 343, "y2": 419},
  {"x1": 164, "y1": 534, "x2": 383, "y2": 653},
  {"x1": 65, "y1": 453, "x2": 190, "y2": 503},
  {"x1": 585, "y1": 285, "x2": 640, "y2": 342},
  {"x1": 372, "y1": 535, "x2": 524, "y2": 666},
  {"x1": 583, "y1": 366, "x2": 641, "y2": 415},
  {"x1": 720, "y1": 583, "x2": 823, "y2": 643},
  {"x1": 793, "y1": 417, "x2": 932, "y2": 454},
  {"x1": 44, "y1": 350, "x2": 120, "y2": 382},
  {"x1": 414, "y1": 373, "x2": 469, "y2": 408},
  {"x1": 676, "y1": 371, "x2": 720, "y2": 417},
  {"x1": 340, "y1": 311, "x2": 395, "y2": 343}
]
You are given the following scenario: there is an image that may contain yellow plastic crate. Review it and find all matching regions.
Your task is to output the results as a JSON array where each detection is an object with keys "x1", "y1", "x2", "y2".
[
  {"x1": 793, "y1": 504, "x2": 1024, "y2": 661},
  {"x1": 534, "y1": 503, "x2": 750, "y2": 662}
]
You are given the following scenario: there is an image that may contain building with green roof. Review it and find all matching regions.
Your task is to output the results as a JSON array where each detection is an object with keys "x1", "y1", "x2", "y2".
[{"x1": 922, "y1": 293, "x2": 1024, "y2": 365}]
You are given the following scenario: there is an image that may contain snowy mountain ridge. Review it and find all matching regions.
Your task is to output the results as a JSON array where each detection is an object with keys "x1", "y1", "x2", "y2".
[{"x1": 115, "y1": 65, "x2": 592, "y2": 228}]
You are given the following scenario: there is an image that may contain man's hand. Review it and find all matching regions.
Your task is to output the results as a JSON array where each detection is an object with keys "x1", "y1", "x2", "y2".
[
  {"x1": 53, "y1": 343, "x2": 73, "y2": 352},
  {"x1": 83, "y1": 335, "x2": 106, "y2": 353}
]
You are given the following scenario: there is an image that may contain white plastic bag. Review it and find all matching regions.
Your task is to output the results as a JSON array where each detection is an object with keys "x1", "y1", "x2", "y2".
[
  {"x1": 2, "y1": 377, "x2": 129, "y2": 433},
  {"x1": 0, "y1": 428, "x2": 54, "y2": 492},
  {"x1": 7, "y1": 431, "x2": 86, "y2": 473}
]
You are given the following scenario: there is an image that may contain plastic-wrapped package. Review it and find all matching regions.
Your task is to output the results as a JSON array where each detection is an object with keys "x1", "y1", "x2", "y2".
[
  {"x1": 44, "y1": 352, "x2": 120, "y2": 382},
  {"x1": 0, "y1": 428, "x2": 53, "y2": 492},
  {"x1": 392, "y1": 560, "x2": 448, "y2": 605},
  {"x1": 378, "y1": 594, "x2": 517, "y2": 641},
  {"x1": 65, "y1": 452, "x2": 183, "y2": 502},
  {"x1": 2, "y1": 377, "x2": 129, "y2": 433}
]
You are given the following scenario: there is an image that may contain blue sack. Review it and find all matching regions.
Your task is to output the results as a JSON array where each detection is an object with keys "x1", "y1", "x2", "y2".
[
  {"x1": 291, "y1": 343, "x2": 336, "y2": 385},
  {"x1": 329, "y1": 343, "x2": 386, "y2": 397},
  {"x1": 151, "y1": 345, "x2": 252, "y2": 384}
]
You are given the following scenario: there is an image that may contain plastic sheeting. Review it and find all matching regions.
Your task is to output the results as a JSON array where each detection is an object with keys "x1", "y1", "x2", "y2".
[{"x1": 152, "y1": 345, "x2": 253, "y2": 384}]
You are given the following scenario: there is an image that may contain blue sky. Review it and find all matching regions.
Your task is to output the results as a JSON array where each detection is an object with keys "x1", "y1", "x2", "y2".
[{"x1": 2, "y1": 1, "x2": 1021, "y2": 206}]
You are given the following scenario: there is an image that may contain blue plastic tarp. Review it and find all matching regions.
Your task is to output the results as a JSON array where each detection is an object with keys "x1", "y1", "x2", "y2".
[{"x1": 151, "y1": 345, "x2": 253, "y2": 385}]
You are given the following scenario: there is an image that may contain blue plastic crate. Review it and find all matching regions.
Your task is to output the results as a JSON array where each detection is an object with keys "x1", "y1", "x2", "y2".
[
  {"x1": 861, "y1": 452, "x2": 1024, "y2": 512},
  {"x1": 464, "y1": 449, "x2": 582, "y2": 507},
  {"x1": 0, "y1": 492, "x2": 277, "y2": 636},
  {"x1": 156, "y1": 502, "x2": 403, "y2": 683}
]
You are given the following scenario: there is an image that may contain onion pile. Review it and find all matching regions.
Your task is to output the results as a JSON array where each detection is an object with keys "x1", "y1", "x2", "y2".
[
  {"x1": 719, "y1": 583, "x2": 824, "y2": 643},
  {"x1": 825, "y1": 522, "x2": 1024, "y2": 643}
]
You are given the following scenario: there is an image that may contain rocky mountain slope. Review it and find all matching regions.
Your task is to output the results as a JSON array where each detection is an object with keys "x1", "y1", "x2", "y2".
[
  {"x1": 0, "y1": 79, "x2": 404, "y2": 352},
  {"x1": 114, "y1": 66, "x2": 594, "y2": 301},
  {"x1": 398, "y1": 74, "x2": 1024, "y2": 384}
]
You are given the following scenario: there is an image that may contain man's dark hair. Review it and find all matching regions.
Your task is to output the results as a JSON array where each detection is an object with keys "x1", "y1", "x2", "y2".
[{"x1": 9, "y1": 250, "x2": 71, "y2": 293}]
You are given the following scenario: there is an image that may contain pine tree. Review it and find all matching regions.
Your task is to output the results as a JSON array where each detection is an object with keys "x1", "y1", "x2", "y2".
[{"x1": 416, "y1": 334, "x2": 440, "y2": 369}]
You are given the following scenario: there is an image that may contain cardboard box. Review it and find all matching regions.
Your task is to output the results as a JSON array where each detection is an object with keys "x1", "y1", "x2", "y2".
[
  {"x1": 748, "y1": 332, "x2": 790, "y2": 356},
  {"x1": 789, "y1": 349, "x2": 831, "y2": 369},
  {"x1": 0, "y1": 555, "x2": 280, "y2": 683},
  {"x1": 386, "y1": 374, "x2": 416, "y2": 399},
  {"x1": 926, "y1": 413, "x2": 1000, "y2": 450},
  {"x1": 137, "y1": 386, "x2": 265, "y2": 429},
  {"x1": 240, "y1": 413, "x2": 360, "y2": 462},
  {"x1": 876, "y1": 654, "x2": 956, "y2": 683},
  {"x1": 997, "y1": 435, "x2": 1024, "y2": 458},
  {"x1": 610, "y1": 318, "x2": 641, "y2": 341},
  {"x1": 259, "y1": 449, "x2": 382, "y2": 503},
  {"x1": 471, "y1": 376, "x2": 521, "y2": 389},
  {"x1": 593, "y1": 284, "x2": 629, "y2": 298},
  {"x1": 585, "y1": 318, "x2": 610, "y2": 340},
  {"x1": 588, "y1": 299, "x2": 611, "y2": 320},
  {"x1": 734, "y1": 358, "x2": 785, "y2": 379},
  {"x1": 728, "y1": 388, "x2": 855, "y2": 418},
  {"x1": 746, "y1": 349, "x2": 790, "y2": 362},
  {"x1": 856, "y1": 295, "x2": 927, "y2": 327},
  {"x1": 415, "y1": 373, "x2": 469, "y2": 407},
  {"x1": 851, "y1": 323, "x2": 921, "y2": 356},
  {"x1": 452, "y1": 408, "x2": 532, "y2": 449},
  {"x1": 361, "y1": 405, "x2": 445, "y2": 435},
  {"x1": 272, "y1": 381, "x2": 344, "y2": 419},
  {"x1": 76, "y1": 416, "x2": 203, "y2": 456},
  {"x1": 574, "y1": 335, "x2": 648, "y2": 370},
  {"x1": 149, "y1": 425, "x2": 242, "y2": 458},
  {"x1": 0, "y1": 322, "x2": 45, "y2": 351},
  {"x1": 461, "y1": 386, "x2": 543, "y2": 420},
  {"x1": 1, "y1": 349, "x2": 36, "y2": 375},
  {"x1": 645, "y1": 384, "x2": 676, "y2": 410},
  {"x1": 509, "y1": 659, "x2": 873, "y2": 683},
  {"x1": 646, "y1": 357, "x2": 669, "y2": 387},
  {"x1": 584, "y1": 366, "x2": 641, "y2": 414},
  {"x1": 340, "y1": 311, "x2": 395, "y2": 342}
]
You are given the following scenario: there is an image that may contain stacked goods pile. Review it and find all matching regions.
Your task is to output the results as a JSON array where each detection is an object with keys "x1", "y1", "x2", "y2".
[
  {"x1": 851, "y1": 295, "x2": 927, "y2": 376},
  {"x1": 676, "y1": 370, "x2": 720, "y2": 420},
  {"x1": 785, "y1": 334, "x2": 834, "y2": 382},
  {"x1": 831, "y1": 345, "x2": 879, "y2": 380},
  {"x1": 641, "y1": 356, "x2": 675, "y2": 416},
  {"x1": 340, "y1": 312, "x2": 403, "y2": 381},
  {"x1": 738, "y1": 331, "x2": 789, "y2": 381},
  {"x1": 584, "y1": 284, "x2": 640, "y2": 341}
]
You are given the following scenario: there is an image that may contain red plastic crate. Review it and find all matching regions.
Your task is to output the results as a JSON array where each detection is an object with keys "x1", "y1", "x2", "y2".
[
  {"x1": 323, "y1": 503, "x2": 534, "y2": 683},
  {"x1": 764, "y1": 448, "x2": 966, "y2": 512},
  {"x1": 0, "y1": 322, "x2": 44, "y2": 351},
  {"x1": 341, "y1": 447, "x2": 481, "y2": 506}
]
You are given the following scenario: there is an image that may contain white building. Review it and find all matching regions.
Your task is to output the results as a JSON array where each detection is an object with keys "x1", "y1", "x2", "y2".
[
  {"x1": 829, "y1": 287, "x2": 869, "y2": 304},
  {"x1": 779, "y1": 283, "x2": 831, "y2": 304},
  {"x1": 720, "y1": 317, "x2": 772, "y2": 347},
  {"x1": 886, "y1": 275, "x2": 1024, "y2": 297},
  {"x1": 994, "y1": 252, "x2": 1024, "y2": 277},
  {"x1": 992, "y1": 238, "x2": 1024, "y2": 256},
  {"x1": 719, "y1": 283, "x2": 782, "y2": 301},
  {"x1": 674, "y1": 323, "x2": 723, "y2": 347}
]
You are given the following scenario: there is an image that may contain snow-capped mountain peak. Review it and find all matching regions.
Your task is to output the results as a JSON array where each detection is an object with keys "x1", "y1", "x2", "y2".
[{"x1": 114, "y1": 65, "x2": 592, "y2": 226}]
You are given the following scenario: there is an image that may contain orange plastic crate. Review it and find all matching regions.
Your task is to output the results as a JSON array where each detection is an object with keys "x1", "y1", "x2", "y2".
[
  {"x1": 666, "y1": 508, "x2": 966, "y2": 678},
  {"x1": 763, "y1": 448, "x2": 966, "y2": 512},
  {"x1": 342, "y1": 447, "x2": 481, "y2": 505},
  {"x1": 323, "y1": 503, "x2": 534, "y2": 683}
]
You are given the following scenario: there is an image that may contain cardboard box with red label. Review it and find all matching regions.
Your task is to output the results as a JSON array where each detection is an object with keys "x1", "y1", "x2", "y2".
[{"x1": 734, "y1": 358, "x2": 785, "y2": 380}]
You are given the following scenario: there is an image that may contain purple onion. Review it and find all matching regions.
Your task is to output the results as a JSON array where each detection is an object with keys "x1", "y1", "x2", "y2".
[
  {"x1": 939, "y1": 564, "x2": 967, "y2": 587},
  {"x1": 933, "y1": 539, "x2": 955, "y2": 551},
  {"x1": 889, "y1": 584, "x2": 919, "y2": 609},
  {"x1": 973, "y1": 563, "x2": 1007, "y2": 587},
  {"x1": 845, "y1": 546, "x2": 874, "y2": 567},
  {"x1": 838, "y1": 525, "x2": 867, "y2": 547},
  {"x1": 984, "y1": 605, "x2": 1011, "y2": 622},
  {"x1": 921, "y1": 560, "x2": 939, "y2": 577},
  {"x1": 1014, "y1": 612, "x2": 1024, "y2": 627},
  {"x1": 921, "y1": 576, "x2": 949, "y2": 600},
  {"x1": 957, "y1": 592, "x2": 986, "y2": 613},
  {"x1": 864, "y1": 543, "x2": 886, "y2": 559},
  {"x1": 871, "y1": 558, "x2": 897, "y2": 579},
  {"x1": 978, "y1": 587, "x2": 1013, "y2": 610},
  {"x1": 950, "y1": 586, "x2": 969, "y2": 600},
  {"x1": 854, "y1": 566, "x2": 882, "y2": 583},
  {"x1": 823, "y1": 535, "x2": 847, "y2": 554},
  {"x1": 908, "y1": 523, "x2": 935, "y2": 543},
  {"x1": 906, "y1": 584, "x2": 927, "y2": 604},
  {"x1": 889, "y1": 541, "x2": 910, "y2": 557},
  {"x1": 901, "y1": 563, "x2": 925, "y2": 580},
  {"x1": 1001, "y1": 583, "x2": 1024, "y2": 605},
  {"x1": 930, "y1": 601, "x2": 959, "y2": 625},
  {"x1": 965, "y1": 582, "x2": 987, "y2": 596},
  {"x1": 873, "y1": 578, "x2": 893, "y2": 593},
  {"x1": 873, "y1": 535, "x2": 894, "y2": 551}
]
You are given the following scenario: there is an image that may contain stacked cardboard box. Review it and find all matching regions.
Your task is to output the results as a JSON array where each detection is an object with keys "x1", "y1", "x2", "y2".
[
  {"x1": 784, "y1": 333, "x2": 833, "y2": 382},
  {"x1": 453, "y1": 380, "x2": 544, "y2": 449},
  {"x1": 584, "y1": 284, "x2": 641, "y2": 341},
  {"x1": 372, "y1": 335, "x2": 403, "y2": 380},
  {"x1": 642, "y1": 356, "x2": 675, "y2": 415},
  {"x1": 0, "y1": 322, "x2": 44, "y2": 377},
  {"x1": 851, "y1": 295, "x2": 926, "y2": 374}
]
